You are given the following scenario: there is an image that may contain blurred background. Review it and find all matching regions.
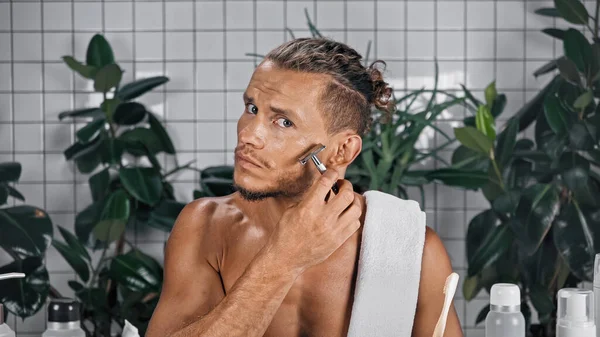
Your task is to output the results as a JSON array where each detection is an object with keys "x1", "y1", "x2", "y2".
[{"x1": 1, "y1": 0, "x2": 599, "y2": 336}]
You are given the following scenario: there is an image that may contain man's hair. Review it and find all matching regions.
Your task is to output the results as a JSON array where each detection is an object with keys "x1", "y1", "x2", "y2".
[{"x1": 264, "y1": 37, "x2": 394, "y2": 137}]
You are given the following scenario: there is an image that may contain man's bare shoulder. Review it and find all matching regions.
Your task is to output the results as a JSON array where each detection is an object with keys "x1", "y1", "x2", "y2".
[
  {"x1": 167, "y1": 193, "x2": 247, "y2": 269},
  {"x1": 173, "y1": 193, "x2": 246, "y2": 233}
]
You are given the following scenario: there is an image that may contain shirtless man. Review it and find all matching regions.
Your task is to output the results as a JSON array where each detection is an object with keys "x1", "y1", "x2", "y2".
[{"x1": 146, "y1": 38, "x2": 463, "y2": 337}]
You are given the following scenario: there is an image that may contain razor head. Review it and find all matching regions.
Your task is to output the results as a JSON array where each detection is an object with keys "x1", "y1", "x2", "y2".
[{"x1": 299, "y1": 143, "x2": 326, "y2": 165}]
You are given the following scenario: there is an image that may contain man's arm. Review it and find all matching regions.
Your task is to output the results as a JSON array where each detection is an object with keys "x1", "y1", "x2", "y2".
[
  {"x1": 412, "y1": 227, "x2": 464, "y2": 337},
  {"x1": 145, "y1": 199, "x2": 301, "y2": 337}
]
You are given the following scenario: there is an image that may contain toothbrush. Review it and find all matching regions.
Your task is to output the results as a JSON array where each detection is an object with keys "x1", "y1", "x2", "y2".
[
  {"x1": 432, "y1": 272, "x2": 459, "y2": 337},
  {"x1": 0, "y1": 272, "x2": 25, "y2": 281}
]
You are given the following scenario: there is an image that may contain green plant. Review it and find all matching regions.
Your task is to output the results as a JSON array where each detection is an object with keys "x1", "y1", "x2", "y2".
[
  {"x1": 50, "y1": 33, "x2": 191, "y2": 336},
  {"x1": 429, "y1": 1, "x2": 600, "y2": 335},
  {"x1": 0, "y1": 161, "x2": 55, "y2": 321}
]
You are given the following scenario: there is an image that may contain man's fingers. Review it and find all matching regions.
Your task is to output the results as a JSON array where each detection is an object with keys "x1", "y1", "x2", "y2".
[
  {"x1": 305, "y1": 170, "x2": 340, "y2": 205},
  {"x1": 327, "y1": 180, "x2": 355, "y2": 215}
]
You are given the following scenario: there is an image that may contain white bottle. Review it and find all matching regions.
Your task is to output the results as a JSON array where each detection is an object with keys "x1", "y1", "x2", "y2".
[
  {"x1": 0, "y1": 273, "x2": 25, "y2": 337},
  {"x1": 485, "y1": 283, "x2": 525, "y2": 337},
  {"x1": 593, "y1": 253, "x2": 600, "y2": 337},
  {"x1": 42, "y1": 298, "x2": 85, "y2": 337},
  {"x1": 556, "y1": 288, "x2": 595, "y2": 337}
]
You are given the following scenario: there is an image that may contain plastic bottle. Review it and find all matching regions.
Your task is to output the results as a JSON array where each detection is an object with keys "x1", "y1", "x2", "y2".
[
  {"x1": 42, "y1": 298, "x2": 85, "y2": 337},
  {"x1": 0, "y1": 272, "x2": 25, "y2": 337},
  {"x1": 485, "y1": 283, "x2": 525, "y2": 337},
  {"x1": 556, "y1": 288, "x2": 595, "y2": 337},
  {"x1": 593, "y1": 253, "x2": 600, "y2": 337}
]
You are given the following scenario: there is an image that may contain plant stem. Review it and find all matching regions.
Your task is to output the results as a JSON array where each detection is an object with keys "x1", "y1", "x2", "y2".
[
  {"x1": 592, "y1": 0, "x2": 600, "y2": 42},
  {"x1": 48, "y1": 285, "x2": 63, "y2": 298},
  {"x1": 90, "y1": 244, "x2": 109, "y2": 287},
  {"x1": 490, "y1": 154, "x2": 506, "y2": 190}
]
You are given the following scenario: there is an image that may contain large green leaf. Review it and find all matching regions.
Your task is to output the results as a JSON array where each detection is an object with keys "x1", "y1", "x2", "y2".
[
  {"x1": 490, "y1": 94, "x2": 507, "y2": 118},
  {"x1": 0, "y1": 257, "x2": 49, "y2": 318},
  {"x1": 484, "y1": 81, "x2": 497, "y2": 107},
  {"x1": 424, "y1": 168, "x2": 488, "y2": 190},
  {"x1": 495, "y1": 119, "x2": 518, "y2": 168},
  {"x1": 113, "y1": 102, "x2": 147, "y2": 125},
  {"x1": 556, "y1": 57, "x2": 582, "y2": 86},
  {"x1": 0, "y1": 206, "x2": 53, "y2": 257},
  {"x1": 535, "y1": 7, "x2": 561, "y2": 17},
  {"x1": 64, "y1": 134, "x2": 104, "y2": 161},
  {"x1": 533, "y1": 59, "x2": 558, "y2": 78},
  {"x1": 535, "y1": 111, "x2": 568, "y2": 160},
  {"x1": 117, "y1": 76, "x2": 169, "y2": 101},
  {"x1": 62, "y1": 56, "x2": 96, "y2": 79},
  {"x1": 119, "y1": 167, "x2": 163, "y2": 205},
  {"x1": 0, "y1": 184, "x2": 8, "y2": 205},
  {"x1": 511, "y1": 184, "x2": 561, "y2": 256},
  {"x1": 75, "y1": 199, "x2": 105, "y2": 248},
  {"x1": 119, "y1": 127, "x2": 164, "y2": 156},
  {"x1": 0, "y1": 162, "x2": 22, "y2": 182},
  {"x1": 109, "y1": 249, "x2": 163, "y2": 293},
  {"x1": 563, "y1": 28, "x2": 594, "y2": 75},
  {"x1": 569, "y1": 121, "x2": 596, "y2": 150},
  {"x1": 147, "y1": 113, "x2": 176, "y2": 155},
  {"x1": 543, "y1": 92, "x2": 573, "y2": 135},
  {"x1": 560, "y1": 151, "x2": 598, "y2": 206},
  {"x1": 492, "y1": 190, "x2": 521, "y2": 214},
  {"x1": 86, "y1": 34, "x2": 115, "y2": 68},
  {"x1": 466, "y1": 209, "x2": 501, "y2": 263},
  {"x1": 57, "y1": 225, "x2": 91, "y2": 261},
  {"x1": 94, "y1": 189, "x2": 130, "y2": 243},
  {"x1": 451, "y1": 146, "x2": 489, "y2": 171},
  {"x1": 52, "y1": 240, "x2": 90, "y2": 282},
  {"x1": 468, "y1": 223, "x2": 513, "y2": 277},
  {"x1": 529, "y1": 284, "x2": 555, "y2": 320},
  {"x1": 482, "y1": 164, "x2": 504, "y2": 202},
  {"x1": 513, "y1": 76, "x2": 558, "y2": 131},
  {"x1": 89, "y1": 167, "x2": 110, "y2": 202},
  {"x1": 454, "y1": 126, "x2": 493, "y2": 156},
  {"x1": 94, "y1": 64, "x2": 123, "y2": 93},
  {"x1": 542, "y1": 28, "x2": 566, "y2": 40},
  {"x1": 475, "y1": 105, "x2": 496, "y2": 141},
  {"x1": 76, "y1": 118, "x2": 105, "y2": 143},
  {"x1": 148, "y1": 199, "x2": 186, "y2": 232},
  {"x1": 554, "y1": 0, "x2": 589, "y2": 24},
  {"x1": 573, "y1": 90, "x2": 593, "y2": 109},
  {"x1": 6, "y1": 185, "x2": 24, "y2": 202},
  {"x1": 57, "y1": 107, "x2": 104, "y2": 121},
  {"x1": 554, "y1": 203, "x2": 598, "y2": 281}
]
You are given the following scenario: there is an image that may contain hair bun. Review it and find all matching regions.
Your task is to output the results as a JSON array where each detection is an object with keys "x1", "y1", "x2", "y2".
[{"x1": 368, "y1": 60, "x2": 394, "y2": 123}]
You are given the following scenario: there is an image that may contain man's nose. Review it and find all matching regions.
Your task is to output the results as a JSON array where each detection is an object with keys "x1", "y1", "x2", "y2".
[{"x1": 238, "y1": 118, "x2": 266, "y2": 149}]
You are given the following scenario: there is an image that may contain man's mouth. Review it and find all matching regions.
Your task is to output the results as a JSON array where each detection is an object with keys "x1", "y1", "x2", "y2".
[{"x1": 235, "y1": 152, "x2": 262, "y2": 168}]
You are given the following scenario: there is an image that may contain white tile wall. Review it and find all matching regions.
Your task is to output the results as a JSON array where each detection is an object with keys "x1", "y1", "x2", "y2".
[{"x1": 0, "y1": 0, "x2": 561, "y2": 335}]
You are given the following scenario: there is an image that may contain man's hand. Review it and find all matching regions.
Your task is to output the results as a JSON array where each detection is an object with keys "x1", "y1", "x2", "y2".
[{"x1": 267, "y1": 169, "x2": 363, "y2": 274}]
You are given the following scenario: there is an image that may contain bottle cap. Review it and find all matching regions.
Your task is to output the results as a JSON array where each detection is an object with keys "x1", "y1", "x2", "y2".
[
  {"x1": 557, "y1": 288, "x2": 595, "y2": 329},
  {"x1": 48, "y1": 298, "x2": 81, "y2": 323},
  {"x1": 490, "y1": 283, "x2": 521, "y2": 307}
]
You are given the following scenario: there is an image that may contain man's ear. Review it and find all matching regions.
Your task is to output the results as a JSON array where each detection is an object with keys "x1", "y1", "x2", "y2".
[{"x1": 328, "y1": 133, "x2": 362, "y2": 168}]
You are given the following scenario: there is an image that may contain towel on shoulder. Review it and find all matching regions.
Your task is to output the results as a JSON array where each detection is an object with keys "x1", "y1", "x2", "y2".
[{"x1": 347, "y1": 190, "x2": 427, "y2": 337}]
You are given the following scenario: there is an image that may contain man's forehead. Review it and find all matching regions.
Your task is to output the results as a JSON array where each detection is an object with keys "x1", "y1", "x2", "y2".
[{"x1": 247, "y1": 62, "x2": 331, "y2": 99}]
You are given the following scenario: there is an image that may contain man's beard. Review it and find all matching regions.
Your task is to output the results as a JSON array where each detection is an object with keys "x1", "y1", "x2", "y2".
[{"x1": 233, "y1": 165, "x2": 315, "y2": 202}]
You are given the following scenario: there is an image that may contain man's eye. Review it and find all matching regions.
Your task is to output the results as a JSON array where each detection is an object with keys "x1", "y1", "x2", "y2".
[
  {"x1": 246, "y1": 103, "x2": 258, "y2": 114},
  {"x1": 276, "y1": 118, "x2": 294, "y2": 128}
]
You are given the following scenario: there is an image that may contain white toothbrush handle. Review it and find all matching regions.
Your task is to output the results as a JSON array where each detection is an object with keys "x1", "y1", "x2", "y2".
[{"x1": 0, "y1": 272, "x2": 25, "y2": 280}]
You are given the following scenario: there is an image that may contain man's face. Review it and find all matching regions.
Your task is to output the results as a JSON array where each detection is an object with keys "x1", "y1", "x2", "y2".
[{"x1": 233, "y1": 61, "x2": 331, "y2": 201}]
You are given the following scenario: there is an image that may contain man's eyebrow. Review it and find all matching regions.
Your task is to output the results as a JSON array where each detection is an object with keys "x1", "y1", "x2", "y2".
[{"x1": 243, "y1": 92, "x2": 302, "y2": 121}]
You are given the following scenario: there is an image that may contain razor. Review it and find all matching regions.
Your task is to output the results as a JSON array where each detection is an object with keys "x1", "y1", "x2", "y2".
[{"x1": 299, "y1": 143, "x2": 339, "y2": 194}]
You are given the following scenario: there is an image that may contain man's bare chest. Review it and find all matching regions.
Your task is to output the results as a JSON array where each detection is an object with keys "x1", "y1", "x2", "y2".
[{"x1": 218, "y1": 229, "x2": 362, "y2": 337}]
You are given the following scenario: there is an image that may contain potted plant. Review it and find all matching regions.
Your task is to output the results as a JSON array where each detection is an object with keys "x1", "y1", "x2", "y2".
[{"x1": 429, "y1": 0, "x2": 600, "y2": 335}]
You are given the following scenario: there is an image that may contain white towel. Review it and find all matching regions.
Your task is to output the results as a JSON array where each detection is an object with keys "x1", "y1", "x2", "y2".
[{"x1": 347, "y1": 190, "x2": 427, "y2": 337}]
